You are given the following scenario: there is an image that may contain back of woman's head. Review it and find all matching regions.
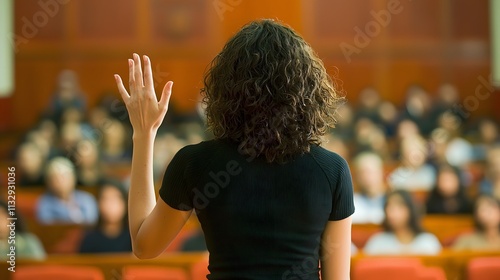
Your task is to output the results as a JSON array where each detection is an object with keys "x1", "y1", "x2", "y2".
[{"x1": 202, "y1": 19, "x2": 344, "y2": 163}]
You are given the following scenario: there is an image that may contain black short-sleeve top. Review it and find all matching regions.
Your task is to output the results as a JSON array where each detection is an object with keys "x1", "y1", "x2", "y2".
[{"x1": 160, "y1": 139, "x2": 354, "y2": 279}]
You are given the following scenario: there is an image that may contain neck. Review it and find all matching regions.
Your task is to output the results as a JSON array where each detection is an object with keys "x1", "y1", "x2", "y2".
[
  {"x1": 484, "y1": 226, "x2": 500, "y2": 240},
  {"x1": 394, "y1": 227, "x2": 415, "y2": 244},
  {"x1": 102, "y1": 222, "x2": 123, "y2": 237}
]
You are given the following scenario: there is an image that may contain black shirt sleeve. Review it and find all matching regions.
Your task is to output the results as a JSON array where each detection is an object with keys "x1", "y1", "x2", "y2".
[
  {"x1": 159, "y1": 147, "x2": 193, "y2": 211},
  {"x1": 329, "y1": 157, "x2": 355, "y2": 221}
]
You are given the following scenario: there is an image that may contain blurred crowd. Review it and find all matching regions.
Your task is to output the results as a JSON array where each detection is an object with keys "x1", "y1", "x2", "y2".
[{"x1": 1, "y1": 70, "x2": 499, "y2": 260}]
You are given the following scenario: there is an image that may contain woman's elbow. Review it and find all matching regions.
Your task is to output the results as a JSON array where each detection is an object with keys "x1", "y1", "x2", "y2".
[{"x1": 132, "y1": 245, "x2": 161, "y2": 260}]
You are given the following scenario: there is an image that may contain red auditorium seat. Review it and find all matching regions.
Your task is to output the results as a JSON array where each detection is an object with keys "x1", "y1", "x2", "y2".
[
  {"x1": 353, "y1": 258, "x2": 446, "y2": 280},
  {"x1": 190, "y1": 255, "x2": 210, "y2": 280},
  {"x1": 353, "y1": 258, "x2": 422, "y2": 280},
  {"x1": 122, "y1": 265, "x2": 188, "y2": 280},
  {"x1": 417, "y1": 266, "x2": 447, "y2": 280},
  {"x1": 13, "y1": 265, "x2": 104, "y2": 280},
  {"x1": 468, "y1": 257, "x2": 500, "y2": 280}
]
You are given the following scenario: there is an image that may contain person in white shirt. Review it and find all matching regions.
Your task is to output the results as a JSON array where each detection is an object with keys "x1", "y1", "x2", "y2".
[
  {"x1": 363, "y1": 190, "x2": 442, "y2": 255},
  {"x1": 352, "y1": 152, "x2": 386, "y2": 224}
]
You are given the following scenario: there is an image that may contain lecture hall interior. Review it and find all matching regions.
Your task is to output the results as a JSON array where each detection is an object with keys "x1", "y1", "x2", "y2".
[{"x1": 0, "y1": 0, "x2": 500, "y2": 279}]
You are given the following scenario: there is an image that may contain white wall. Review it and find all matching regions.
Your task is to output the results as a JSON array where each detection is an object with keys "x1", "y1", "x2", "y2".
[{"x1": 0, "y1": 0, "x2": 14, "y2": 97}]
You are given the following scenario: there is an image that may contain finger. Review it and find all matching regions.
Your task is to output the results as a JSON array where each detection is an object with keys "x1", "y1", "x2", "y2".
[
  {"x1": 159, "y1": 81, "x2": 173, "y2": 111},
  {"x1": 128, "y1": 59, "x2": 135, "y2": 90},
  {"x1": 133, "y1": 53, "x2": 144, "y2": 88},
  {"x1": 143, "y1": 55, "x2": 154, "y2": 89},
  {"x1": 114, "y1": 74, "x2": 130, "y2": 101}
]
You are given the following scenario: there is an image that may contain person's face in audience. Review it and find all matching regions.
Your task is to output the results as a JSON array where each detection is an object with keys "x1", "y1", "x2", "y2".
[
  {"x1": 385, "y1": 194, "x2": 410, "y2": 231},
  {"x1": 437, "y1": 168, "x2": 460, "y2": 197},
  {"x1": 476, "y1": 197, "x2": 500, "y2": 231},
  {"x1": 103, "y1": 120, "x2": 126, "y2": 148},
  {"x1": 356, "y1": 159, "x2": 384, "y2": 196},
  {"x1": 38, "y1": 120, "x2": 58, "y2": 145},
  {"x1": 99, "y1": 185, "x2": 126, "y2": 225},
  {"x1": 61, "y1": 107, "x2": 84, "y2": 124},
  {"x1": 479, "y1": 120, "x2": 498, "y2": 144},
  {"x1": 401, "y1": 137, "x2": 427, "y2": 169},
  {"x1": 46, "y1": 164, "x2": 76, "y2": 199},
  {"x1": 60, "y1": 123, "x2": 83, "y2": 151},
  {"x1": 17, "y1": 143, "x2": 44, "y2": 178},
  {"x1": 397, "y1": 120, "x2": 419, "y2": 140},
  {"x1": 487, "y1": 148, "x2": 500, "y2": 178},
  {"x1": 75, "y1": 140, "x2": 99, "y2": 167},
  {"x1": 336, "y1": 104, "x2": 354, "y2": 126}
]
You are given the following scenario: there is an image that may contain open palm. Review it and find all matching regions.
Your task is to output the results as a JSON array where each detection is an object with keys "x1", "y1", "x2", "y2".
[{"x1": 114, "y1": 53, "x2": 173, "y2": 136}]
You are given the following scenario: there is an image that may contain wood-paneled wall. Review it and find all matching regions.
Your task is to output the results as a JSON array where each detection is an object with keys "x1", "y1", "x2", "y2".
[{"x1": 1, "y1": 0, "x2": 497, "y2": 132}]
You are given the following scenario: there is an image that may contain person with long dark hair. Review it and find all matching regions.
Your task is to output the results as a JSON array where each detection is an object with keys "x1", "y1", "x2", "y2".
[
  {"x1": 114, "y1": 19, "x2": 354, "y2": 279},
  {"x1": 79, "y1": 179, "x2": 132, "y2": 253},
  {"x1": 363, "y1": 190, "x2": 441, "y2": 255},
  {"x1": 453, "y1": 194, "x2": 500, "y2": 250}
]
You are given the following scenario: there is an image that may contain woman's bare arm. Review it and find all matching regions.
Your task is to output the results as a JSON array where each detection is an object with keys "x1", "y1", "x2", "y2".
[
  {"x1": 114, "y1": 53, "x2": 191, "y2": 259},
  {"x1": 320, "y1": 216, "x2": 353, "y2": 280}
]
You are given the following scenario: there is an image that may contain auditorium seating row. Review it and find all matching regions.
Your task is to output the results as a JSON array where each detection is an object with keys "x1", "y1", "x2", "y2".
[{"x1": 1, "y1": 251, "x2": 499, "y2": 280}]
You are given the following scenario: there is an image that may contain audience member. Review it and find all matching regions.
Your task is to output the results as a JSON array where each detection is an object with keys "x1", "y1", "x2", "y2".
[
  {"x1": 473, "y1": 118, "x2": 500, "y2": 161},
  {"x1": 46, "y1": 70, "x2": 86, "y2": 127},
  {"x1": 453, "y1": 195, "x2": 500, "y2": 251},
  {"x1": 437, "y1": 112, "x2": 473, "y2": 167},
  {"x1": 401, "y1": 85, "x2": 434, "y2": 136},
  {"x1": 16, "y1": 141, "x2": 46, "y2": 186},
  {"x1": 351, "y1": 152, "x2": 387, "y2": 224},
  {"x1": 425, "y1": 164, "x2": 471, "y2": 214},
  {"x1": 36, "y1": 157, "x2": 98, "y2": 224},
  {"x1": 100, "y1": 119, "x2": 132, "y2": 163},
  {"x1": 74, "y1": 139, "x2": 104, "y2": 186},
  {"x1": 388, "y1": 135, "x2": 436, "y2": 191},
  {"x1": 79, "y1": 180, "x2": 132, "y2": 253},
  {"x1": 0, "y1": 200, "x2": 46, "y2": 259},
  {"x1": 363, "y1": 190, "x2": 442, "y2": 255},
  {"x1": 479, "y1": 145, "x2": 500, "y2": 199}
]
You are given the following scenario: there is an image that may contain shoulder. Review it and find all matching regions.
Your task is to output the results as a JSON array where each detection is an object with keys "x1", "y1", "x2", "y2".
[
  {"x1": 74, "y1": 190, "x2": 97, "y2": 201},
  {"x1": 416, "y1": 232, "x2": 440, "y2": 243},
  {"x1": 309, "y1": 145, "x2": 350, "y2": 173},
  {"x1": 367, "y1": 232, "x2": 394, "y2": 243},
  {"x1": 171, "y1": 139, "x2": 220, "y2": 161},
  {"x1": 37, "y1": 193, "x2": 57, "y2": 205}
]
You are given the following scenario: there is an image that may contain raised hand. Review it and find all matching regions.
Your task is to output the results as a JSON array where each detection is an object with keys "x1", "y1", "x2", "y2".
[{"x1": 114, "y1": 53, "x2": 173, "y2": 137}]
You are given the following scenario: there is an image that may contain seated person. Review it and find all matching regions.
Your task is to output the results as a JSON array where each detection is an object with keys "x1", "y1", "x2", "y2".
[
  {"x1": 388, "y1": 135, "x2": 436, "y2": 191},
  {"x1": 36, "y1": 157, "x2": 98, "y2": 224},
  {"x1": 479, "y1": 145, "x2": 500, "y2": 200},
  {"x1": 363, "y1": 190, "x2": 442, "y2": 255},
  {"x1": 453, "y1": 194, "x2": 500, "y2": 251},
  {"x1": 79, "y1": 179, "x2": 132, "y2": 253},
  {"x1": 425, "y1": 164, "x2": 471, "y2": 214},
  {"x1": 351, "y1": 152, "x2": 386, "y2": 224},
  {"x1": 0, "y1": 200, "x2": 46, "y2": 259}
]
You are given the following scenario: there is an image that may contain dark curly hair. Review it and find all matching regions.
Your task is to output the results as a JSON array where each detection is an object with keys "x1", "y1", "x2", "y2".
[{"x1": 201, "y1": 19, "x2": 344, "y2": 163}]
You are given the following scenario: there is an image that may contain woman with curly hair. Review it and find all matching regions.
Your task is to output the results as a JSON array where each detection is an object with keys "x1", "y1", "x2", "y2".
[{"x1": 114, "y1": 19, "x2": 353, "y2": 279}]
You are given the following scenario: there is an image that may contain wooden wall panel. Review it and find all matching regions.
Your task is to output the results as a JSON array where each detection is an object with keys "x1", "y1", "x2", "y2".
[
  {"x1": 14, "y1": 0, "x2": 65, "y2": 40},
  {"x1": 77, "y1": 0, "x2": 137, "y2": 40},
  {"x1": 3, "y1": 0, "x2": 496, "y2": 133}
]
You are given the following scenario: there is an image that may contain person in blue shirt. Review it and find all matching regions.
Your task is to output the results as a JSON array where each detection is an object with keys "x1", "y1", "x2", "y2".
[{"x1": 36, "y1": 156, "x2": 98, "y2": 224}]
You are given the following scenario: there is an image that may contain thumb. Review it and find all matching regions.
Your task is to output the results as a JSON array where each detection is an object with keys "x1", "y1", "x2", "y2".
[{"x1": 159, "y1": 81, "x2": 173, "y2": 111}]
